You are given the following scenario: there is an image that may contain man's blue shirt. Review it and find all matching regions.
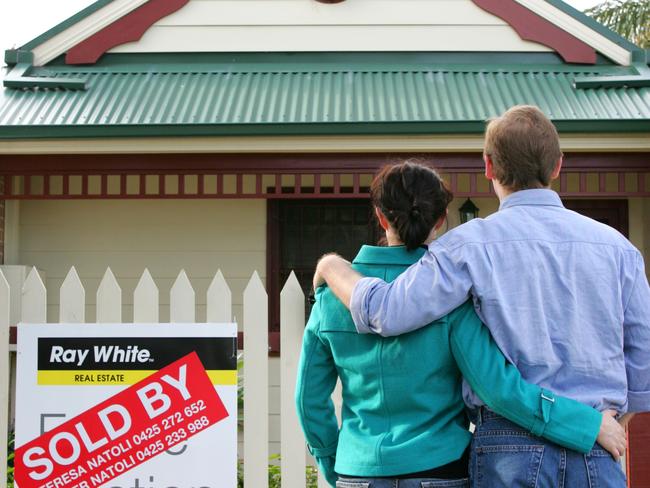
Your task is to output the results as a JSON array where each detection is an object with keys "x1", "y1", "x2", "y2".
[{"x1": 350, "y1": 189, "x2": 650, "y2": 412}]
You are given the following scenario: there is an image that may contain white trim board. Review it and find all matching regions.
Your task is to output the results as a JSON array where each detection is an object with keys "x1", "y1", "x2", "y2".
[{"x1": 1, "y1": 134, "x2": 649, "y2": 154}]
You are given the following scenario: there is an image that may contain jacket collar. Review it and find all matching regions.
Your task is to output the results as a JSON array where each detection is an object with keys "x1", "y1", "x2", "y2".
[{"x1": 353, "y1": 245, "x2": 426, "y2": 266}]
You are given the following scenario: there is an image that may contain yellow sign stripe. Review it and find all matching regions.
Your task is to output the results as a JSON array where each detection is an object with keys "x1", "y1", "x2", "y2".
[
  {"x1": 206, "y1": 370, "x2": 237, "y2": 385},
  {"x1": 37, "y1": 370, "x2": 237, "y2": 386}
]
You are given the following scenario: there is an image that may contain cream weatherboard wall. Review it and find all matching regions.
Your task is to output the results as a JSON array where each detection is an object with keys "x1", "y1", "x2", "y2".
[
  {"x1": 12, "y1": 199, "x2": 266, "y2": 324},
  {"x1": 109, "y1": 0, "x2": 552, "y2": 54}
]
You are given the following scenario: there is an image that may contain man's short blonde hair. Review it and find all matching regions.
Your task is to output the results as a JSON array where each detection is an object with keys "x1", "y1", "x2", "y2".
[{"x1": 484, "y1": 105, "x2": 563, "y2": 191}]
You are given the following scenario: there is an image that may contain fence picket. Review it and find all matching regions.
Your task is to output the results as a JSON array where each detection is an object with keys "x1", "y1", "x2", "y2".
[
  {"x1": 0, "y1": 271, "x2": 10, "y2": 488},
  {"x1": 170, "y1": 270, "x2": 195, "y2": 323},
  {"x1": 243, "y1": 271, "x2": 268, "y2": 488},
  {"x1": 281, "y1": 272, "x2": 307, "y2": 488},
  {"x1": 207, "y1": 270, "x2": 232, "y2": 323},
  {"x1": 60, "y1": 267, "x2": 85, "y2": 323},
  {"x1": 96, "y1": 267, "x2": 122, "y2": 323},
  {"x1": 133, "y1": 269, "x2": 159, "y2": 323},
  {"x1": 22, "y1": 267, "x2": 46, "y2": 324}
]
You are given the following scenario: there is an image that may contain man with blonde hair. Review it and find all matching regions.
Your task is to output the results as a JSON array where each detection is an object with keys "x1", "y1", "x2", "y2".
[{"x1": 314, "y1": 105, "x2": 650, "y2": 487}]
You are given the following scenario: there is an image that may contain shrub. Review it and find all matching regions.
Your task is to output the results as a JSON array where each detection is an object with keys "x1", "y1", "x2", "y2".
[{"x1": 6, "y1": 431, "x2": 14, "y2": 488}]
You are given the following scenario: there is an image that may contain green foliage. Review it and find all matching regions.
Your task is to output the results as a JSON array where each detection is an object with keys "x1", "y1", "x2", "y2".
[
  {"x1": 305, "y1": 464, "x2": 319, "y2": 486},
  {"x1": 6, "y1": 431, "x2": 14, "y2": 488},
  {"x1": 237, "y1": 456, "x2": 319, "y2": 488},
  {"x1": 585, "y1": 0, "x2": 650, "y2": 48},
  {"x1": 237, "y1": 355, "x2": 244, "y2": 431},
  {"x1": 268, "y1": 454, "x2": 281, "y2": 487}
]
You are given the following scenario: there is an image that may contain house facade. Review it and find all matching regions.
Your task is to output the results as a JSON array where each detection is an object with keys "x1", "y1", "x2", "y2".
[{"x1": 1, "y1": 0, "x2": 649, "y2": 484}]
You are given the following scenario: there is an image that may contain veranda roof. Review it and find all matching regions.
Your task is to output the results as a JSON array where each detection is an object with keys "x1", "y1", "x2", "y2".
[{"x1": 1, "y1": 54, "x2": 649, "y2": 139}]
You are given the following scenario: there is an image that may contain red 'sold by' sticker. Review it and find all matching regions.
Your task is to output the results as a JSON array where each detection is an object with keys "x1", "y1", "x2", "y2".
[{"x1": 15, "y1": 352, "x2": 228, "y2": 488}]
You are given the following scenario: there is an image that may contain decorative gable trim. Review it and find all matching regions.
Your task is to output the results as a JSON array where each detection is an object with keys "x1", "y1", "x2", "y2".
[
  {"x1": 66, "y1": 0, "x2": 190, "y2": 65},
  {"x1": 516, "y1": 0, "x2": 633, "y2": 65},
  {"x1": 472, "y1": 0, "x2": 596, "y2": 64},
  {"x1": 31, "y1": 0, "x2": 148, "y2": 66}
]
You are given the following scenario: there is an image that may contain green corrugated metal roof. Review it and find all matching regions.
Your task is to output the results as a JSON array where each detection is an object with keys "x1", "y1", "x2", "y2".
[{"x1": 1, "y1": 58, "x2": 649, "y2": 139}]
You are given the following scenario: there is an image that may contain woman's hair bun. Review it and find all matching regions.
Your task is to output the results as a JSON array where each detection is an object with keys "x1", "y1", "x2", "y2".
[{"x1": 370, "y1": 160, "x2": 453, "y2": 250}]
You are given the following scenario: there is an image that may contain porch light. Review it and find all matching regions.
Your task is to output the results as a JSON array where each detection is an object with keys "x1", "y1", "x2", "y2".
[{"x1": 459, "y1": 198, "x2": 479, "y2": 224}]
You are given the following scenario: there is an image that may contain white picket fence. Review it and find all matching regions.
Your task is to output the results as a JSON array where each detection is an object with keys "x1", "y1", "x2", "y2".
[{"x1": 0, "y1": 266, "x2": 333, "y2": 488}]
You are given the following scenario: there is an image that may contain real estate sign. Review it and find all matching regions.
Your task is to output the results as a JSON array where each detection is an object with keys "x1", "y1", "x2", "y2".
[{"x1": 15, "y1": 324, "x2": 238, "y2": 488}]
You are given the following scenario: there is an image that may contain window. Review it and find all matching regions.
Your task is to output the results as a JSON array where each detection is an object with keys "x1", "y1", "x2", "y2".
[{"x1": 267, "y1": 199, "x2": 379, "y2": 350}]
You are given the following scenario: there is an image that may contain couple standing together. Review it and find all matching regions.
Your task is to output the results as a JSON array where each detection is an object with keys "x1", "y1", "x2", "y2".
[{"x1": 294, "y1": 106, "x2": 650, "y2": 487}]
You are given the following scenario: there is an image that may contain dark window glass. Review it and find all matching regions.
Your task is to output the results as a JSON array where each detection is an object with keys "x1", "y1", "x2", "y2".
[{"x1": 268, "y1": 199, "x2": 379, "y2": 331}]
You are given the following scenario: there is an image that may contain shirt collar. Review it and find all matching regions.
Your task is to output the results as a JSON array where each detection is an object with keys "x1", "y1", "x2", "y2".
[
  {"x1": 353, "y1": 245, "x2": 426, "y2": 266},
  {"x1": 499, "y1": 189, "x2": 564, "y2": 211}
]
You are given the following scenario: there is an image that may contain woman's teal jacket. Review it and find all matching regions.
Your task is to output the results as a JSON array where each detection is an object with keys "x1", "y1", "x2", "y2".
[{"x1": 295, "y1": 245, "x2": 602, "y2": 486}]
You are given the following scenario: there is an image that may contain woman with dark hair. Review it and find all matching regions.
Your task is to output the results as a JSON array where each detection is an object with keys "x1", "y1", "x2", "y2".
[{"x1": 295, "y1": 161, "x2": 624, "y2": 488}]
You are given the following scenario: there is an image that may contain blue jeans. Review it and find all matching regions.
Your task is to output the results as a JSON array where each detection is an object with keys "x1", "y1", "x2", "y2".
[
  {"x1": 470, "y1": 408, "x2": 626, "y2": 488},
  {"x1": 336, "y1": 478, "x2": 469, "y2": 488}
]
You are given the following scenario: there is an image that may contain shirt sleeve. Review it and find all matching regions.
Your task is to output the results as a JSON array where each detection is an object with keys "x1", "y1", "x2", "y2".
[
  {"x1": 623, "y1": 252, "x2": 650, "y2": 412},
  {"x1": 350, "y1": 240, "x2": 474, "y2": 336},
  {"x1": 448, "y1": 301, "x2": 602, "y2": 454},
  {"x1": 294, "y1": 298, "x2": 339, "y2": 486}
]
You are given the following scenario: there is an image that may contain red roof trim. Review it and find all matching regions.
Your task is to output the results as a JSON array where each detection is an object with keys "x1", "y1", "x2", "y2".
[
  {"x1": 66, "y1": 0, "x2": 189, "y2": 65},
  {"x1": 472, "y1": 0, "x2": 596, "y2": 64}
]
